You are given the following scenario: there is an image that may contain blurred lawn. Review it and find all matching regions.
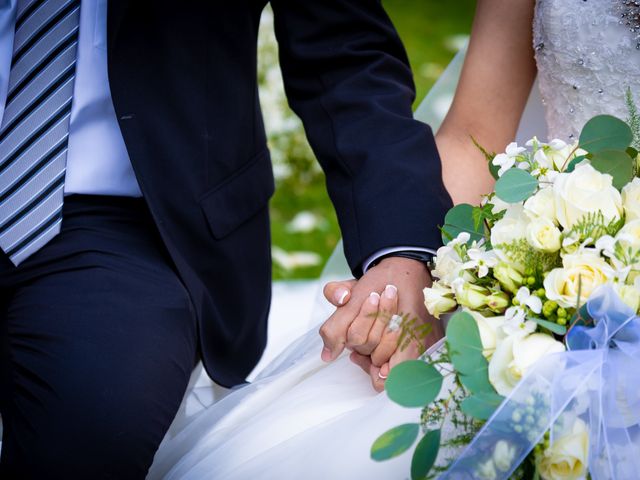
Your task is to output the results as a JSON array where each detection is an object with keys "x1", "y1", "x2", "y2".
[{"x1": 270, "y1": 0, "x2": 476, "y2": 280}]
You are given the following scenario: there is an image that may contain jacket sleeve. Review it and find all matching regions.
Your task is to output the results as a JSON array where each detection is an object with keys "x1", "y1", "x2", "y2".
[{"x1": 270, "y1": 0, "x2": 453, "y2": 277}]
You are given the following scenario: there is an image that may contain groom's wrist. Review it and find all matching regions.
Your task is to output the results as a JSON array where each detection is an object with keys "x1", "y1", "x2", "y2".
[{"x1": 363, "y1": 247, "x2": 436, "y2": 274}]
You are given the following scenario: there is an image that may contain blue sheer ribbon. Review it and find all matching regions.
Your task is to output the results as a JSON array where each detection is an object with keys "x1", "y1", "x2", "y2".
[{"x1": 441, "y1": 285, "x2": 640, "y2": 479}]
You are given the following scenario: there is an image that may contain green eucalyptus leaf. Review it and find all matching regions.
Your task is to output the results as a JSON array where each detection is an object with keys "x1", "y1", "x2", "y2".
[
  {"x1": 371, "y1": 423, "x2": 420, "y2": 461},
  {"x1": 441, "y1": 204, "x2": 485, "y2": 245},
  {"x1": 458, "y1": 367, "x2": 494, "y2": 394},
  {"x1": 579, "y1": 114, "x2": 633, "y2": 153},
  {"x1": 411, "y1": 429, "x2": 441, "y2": 480},
  {"x1": 564, "y1": 154, "x2": 588, "y2": 173},
  {"x1": 590, "y1": 149, "x2": 634, "y2": 190},
  {"x1": 528, "y1": 316, "x2": 567, "y2": 335},
  {"x1": 495, "y1": 169, "x2": 538, "y2": 203},
  {"x1": 460, "y1": 392, "x2": 505, "y2": 420},
  {"x1": 446, "y1": 311, "x2": 486, "y2": 374},
  {"x1": 385, "y1": 360, "x2": 443, "y2": 408}
]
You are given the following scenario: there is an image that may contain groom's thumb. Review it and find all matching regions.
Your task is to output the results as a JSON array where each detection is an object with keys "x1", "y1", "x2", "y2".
[{"x1": 323, "y1": 280, "x2": 356, "y2": 307}]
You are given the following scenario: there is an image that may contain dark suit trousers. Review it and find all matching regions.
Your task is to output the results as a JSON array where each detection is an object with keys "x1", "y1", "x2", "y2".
[{"x1": 0, "y1": 195, "x2": 198, "y2": 479}]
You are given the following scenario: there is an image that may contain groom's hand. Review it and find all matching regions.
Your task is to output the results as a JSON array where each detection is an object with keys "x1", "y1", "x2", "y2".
[{"x1": 321, "y1": 257, "x2": 443, "y2": 391}]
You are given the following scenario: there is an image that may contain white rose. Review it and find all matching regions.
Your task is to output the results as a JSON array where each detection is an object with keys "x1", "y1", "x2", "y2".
[
  {"x1": 536, "y1": 418, "x2": 589, "y2": 480},
  {"x1": 488, "y1": 333, "x2": 565, "y2": 395},
  {"x1": 491, "y1": 209, "x2": 529, "y2": 271},
  {"x1": 524, "y1": 187, "x2": 557, "y2": 223},
  {"x1": 432, "y1": 245, "x2": 464, "y2": 285},
  {"x1": 526, "y1": 217, "x2": 562, "y2": 253},
  {"x1": 476, "y1": 459, "x2": 498, "y2": 480},
  {"x1": 424, "y1": 283, "x2": 457, "y2": 319},
  {"x1": 467, "y1": 310, "x2": 507, "y2": 360},
  {"x1": 544, "y1": 253, "x2": 614, "y2": 308},
  {"x1": 622, "y1": 177, "x2": 640, "y2": 221},
  {"x1": 553, "y1": 163, "x2": 623, "y2": 229},
  {"x1": 493, "y1": 440, "x2": 517, "y2": 473},
  {"x1": 614, "y1": 283, "x2": 640, "y2": 313},
  {"x1": 617, "y1": 219, "x2": 640, "y2": 248}
]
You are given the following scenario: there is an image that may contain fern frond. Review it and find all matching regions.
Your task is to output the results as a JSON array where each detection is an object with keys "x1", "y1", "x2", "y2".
[{"x1": 626, "y1": 87, "x2": 640, "y2": 151}]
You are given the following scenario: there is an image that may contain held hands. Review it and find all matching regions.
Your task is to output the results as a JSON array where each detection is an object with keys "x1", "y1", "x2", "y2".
[{"x1": 321, "y1": 257, "x2": 444, "y2": 392}]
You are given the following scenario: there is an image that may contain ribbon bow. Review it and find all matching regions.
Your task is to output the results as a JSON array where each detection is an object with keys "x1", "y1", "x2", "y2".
[{"x1": 441, "y1": 285, "x2": 640, "y2": 479}]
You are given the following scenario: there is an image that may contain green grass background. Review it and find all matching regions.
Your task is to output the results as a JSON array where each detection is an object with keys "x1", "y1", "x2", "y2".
[{"x1": 270, "y1": 1, "x2": 476, "y2": 280}]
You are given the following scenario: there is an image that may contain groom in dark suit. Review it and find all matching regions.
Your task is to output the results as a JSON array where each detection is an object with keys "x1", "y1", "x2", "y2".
[{"x1": 0, "y1": 0, "x2": 451, "y2": 478}]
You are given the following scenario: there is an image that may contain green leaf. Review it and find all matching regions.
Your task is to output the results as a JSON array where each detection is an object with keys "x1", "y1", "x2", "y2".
[
  {"x1": 458, "y1": 367, "x2": 494, "y2": 394},
  {"x1": 411, "y1": 429, "x2": 441, "y2": 480},
  {"x1": 461, "y1": 392, "x2": 504, "y2": 420},
  {"x1": 579, "y1": 114, "x2": 633, "y2": 153},
  {"x1": 528, "y1": 316, "x2": 567, "y2": 335},
  {"x1": 441, "y1": 204, "x2": 485, "y2": 245},
  {"x1": 446, "y1": 311, "x2": 486, "y2": 374},
  {"x1": 371, "y1": 423, "x2": 420, "y2": 461},
  {"x1": 565, "y1": 154, "x2": 588, "y2": 173},
  {"x1": 495, "y1": 169, "x2": 539, "y2": 203},
  {"x1": 590, "y1": 149, "x2": 634, "y2": 190},
  {"x1": 385, "y1": 360, "x2": 443, "y2": 408}
]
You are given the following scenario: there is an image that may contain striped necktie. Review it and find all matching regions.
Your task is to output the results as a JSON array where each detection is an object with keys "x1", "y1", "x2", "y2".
[{"x1": 0, "y1": 0, "x2": 80, "y2": 266}]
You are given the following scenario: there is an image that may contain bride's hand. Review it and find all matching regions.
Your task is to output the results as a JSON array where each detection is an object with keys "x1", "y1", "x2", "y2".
[{"x1": 321, "y1": 257, "x2": 443, "y2": 391}]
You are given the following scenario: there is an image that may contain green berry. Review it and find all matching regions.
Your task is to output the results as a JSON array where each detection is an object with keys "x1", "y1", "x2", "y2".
[
  {"x1": 557, "y1": 317, "x2": 567, "y2": 326},
  {"x1": 536, "y1": 288, "x2": 546, "y2": 297},
  {"x1": 526, "y1": 276, "x2": 536, "y2": 286},
  {"x1": 557, "y1": 307, "x2": 567, "y2": 318}
]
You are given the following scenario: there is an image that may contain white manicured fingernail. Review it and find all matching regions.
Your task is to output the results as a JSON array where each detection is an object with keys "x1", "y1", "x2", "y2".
[
  {"x1": 369, "y1": 292, "x2": 380, "y2": 306},
  {"x1": 335, "y1": 288, "x2": 349, "y2": 305},
  {"x1": 384, "y1": 284, "x2": 397, "y2": 299}
]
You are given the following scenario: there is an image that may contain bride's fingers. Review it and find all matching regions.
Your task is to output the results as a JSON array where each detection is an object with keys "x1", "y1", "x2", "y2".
[
  {"x1": 349, "y1": 351, "x2": 372, "y2": 373},
  {"x1": 355, "y1": 284, "x2": 397, "y2": 355},
  {"x1": 323, "y1": 280, "x2": 357, "y2": 307},
  {"x1": 369, "y1": 363, "x2": 385, "y2": 393},
  {"x1": 346, "y1": 292, "x2": 380, "y2": 349}
]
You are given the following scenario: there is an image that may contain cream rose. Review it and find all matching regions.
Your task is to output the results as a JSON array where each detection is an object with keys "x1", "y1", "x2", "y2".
[
  {"x1": 467, "y1": 310, "x2": 507, "y2": 360},
  {"x1": 553, "y1": 163, "x2": 623, "y2": 229},
  {"x1": 536, "y1": 418, "x2": 589, "y2": 480},
  {"x1": 488, "y1": 333, "x2": 565, "y2": 395},
  {"x1": 544, "y1": 253, "x2": 614, "y2": 308},
  {"x1": 493, "y1": 440, "x2": 517, "y2": 473},
  {"x1": 526, "y1": 217, "x2": 562, "y2": 253},
  {"x1": 424, "y1": 283, "x2": 457, "y2": 319},
  {"x1": 524, "y1": 187, "x2": 557, "y2": 224},
  {"x1": 622, "y1": 177, "x2": 640, "y2": 221}
]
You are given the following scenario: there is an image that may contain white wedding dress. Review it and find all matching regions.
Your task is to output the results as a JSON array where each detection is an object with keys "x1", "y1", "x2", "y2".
[{"x1": 146, "y1": 1, "x2": 640, "y2": 479}]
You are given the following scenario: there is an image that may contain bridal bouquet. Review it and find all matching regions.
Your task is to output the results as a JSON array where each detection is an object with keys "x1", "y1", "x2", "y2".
[{"x1": 372, "y1": 110, "x2": 640, "y2": 479}]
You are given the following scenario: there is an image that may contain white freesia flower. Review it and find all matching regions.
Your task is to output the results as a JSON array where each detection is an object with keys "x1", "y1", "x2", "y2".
[
  {"x1": 515, "y1": 286, "x2": 543, "y2": 314},
  {"x1": 553, "y1": 163, "x2": 623, "y2": 229},
  {"x1": 448, "y1": 231, "x2": 471, "y2": 247},
  {"x1": 595, "y1": 235, "x2": 616, "y2": 258},
  {"x1": 622, "y1": 177, "x2": 640, "y2": 221},
  {"x1": 544, "y1": 252, "x2": 614, "y2": 308},
  {"x1": 536, "y1": 418, "x2": 589, "y2": 480},
  {"x1": 424, "y1": 282, "x2": 457, "y2": 319},
  {"x1": 493, "y1": 440, "x2": 517, "y2": 472},
  {"x1": 524, "y1": 187, "x2": 557, "y2": 223},
  {"x1": 476, "y1": 459, "x2": 498, "y2": 480},
  {"x1": 526, "y1": 217, "x2": 562, "y2": 253},
  {"x1": 489, "y1": 333, "x2": 565, "y2": 395},
  {"x1": 502, "y1": 306, "x2": 537, "y2": 337},
  {"x1": 545, "y1": 140, "x2": 587, "y2": 172},
  {"x1": 432, "y1": 245, "x2": 465, "y2": 285},
  {"x1": 467, "y1": 310, "x2": 507, "y2": 360},
  {"x1": 492, "y1": 142, "x2": 527, "y2": 177},
  {"x1": 462, "y1": 248, "x2": 498, "y2": 278}
]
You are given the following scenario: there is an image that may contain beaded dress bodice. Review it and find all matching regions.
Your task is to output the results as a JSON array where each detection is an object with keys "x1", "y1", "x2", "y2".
[{"x1": 534, "y1": 0, "x2": 640, "y2": 141}]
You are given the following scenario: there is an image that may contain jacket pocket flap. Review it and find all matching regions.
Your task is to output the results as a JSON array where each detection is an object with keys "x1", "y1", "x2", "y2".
[{"x1": 199, "y1": 149, "x2": 275, "y2": 239}]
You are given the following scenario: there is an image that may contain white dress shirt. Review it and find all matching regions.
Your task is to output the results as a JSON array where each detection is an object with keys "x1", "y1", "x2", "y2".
[{"x1": 0, "y1": 0, "x2": 142, "y2": 197}]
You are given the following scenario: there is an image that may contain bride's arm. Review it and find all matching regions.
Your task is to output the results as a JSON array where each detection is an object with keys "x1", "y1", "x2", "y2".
[{"x1": 436, "y1": 0, "x2": 537, "y2": 205}]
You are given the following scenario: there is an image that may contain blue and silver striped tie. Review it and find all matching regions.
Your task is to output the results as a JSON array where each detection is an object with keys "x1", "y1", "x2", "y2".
[{"x1": 0, "y1": 0, "x2": 80, "y2": 266}]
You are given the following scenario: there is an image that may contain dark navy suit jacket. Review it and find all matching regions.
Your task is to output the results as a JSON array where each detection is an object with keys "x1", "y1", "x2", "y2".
[{"x1": 106, "y1": 0, "x2": 452, "y2": 386}]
